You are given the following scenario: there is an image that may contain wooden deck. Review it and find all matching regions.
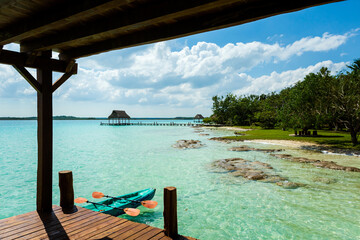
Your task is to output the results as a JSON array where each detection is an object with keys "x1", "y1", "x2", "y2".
[{"x1": 0, "y1": 205, "x2": 197, "y2": 240}]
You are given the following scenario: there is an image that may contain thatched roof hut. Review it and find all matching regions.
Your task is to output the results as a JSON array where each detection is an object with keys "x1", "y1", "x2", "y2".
[
  {"x1": 194, "y1": 114, "x2": 204, "y2": 123},
  {"x1": 194, "y1": 114, "x2": 204, "y2": 119},
  {"x1": 108, "y1": 110, "x2": 130, "y2": 119},
  {"x1": 108, "y1": 110, "x2": 130, "y2": 125}
]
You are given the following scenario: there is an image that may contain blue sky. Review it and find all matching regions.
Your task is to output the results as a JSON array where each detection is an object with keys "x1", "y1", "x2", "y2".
[{"x1": 1, "y1": 0, "x2": 360, "y2": 118}]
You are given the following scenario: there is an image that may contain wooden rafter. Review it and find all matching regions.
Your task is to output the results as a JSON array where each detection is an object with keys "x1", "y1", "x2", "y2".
[
  {"x1": 13, "y1": 65, "x2": 42, "y2": 93},
  {"x1": 0, "y1": 0, "x2": 138, "y2": 46},
  {"x1": 20, "y1": 0, "x2": 240, "y2": 53},
  {"x1": 0, "y1": 49, "x2": 77, "y2": 73},
  {"x1": 60, "y1": 0, "x2": 342, "y2": 59},
  {"x1": 0, "y1": 0, "x2": 341, "y2": 59},
  {"x1": 52, "y1": 68, "x2": 76, "y2": 93}
]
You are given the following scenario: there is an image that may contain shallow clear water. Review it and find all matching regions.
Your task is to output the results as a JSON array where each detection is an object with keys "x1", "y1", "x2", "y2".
[{"x1": 0, "y1": 120, "x2": 359, "y2": 239}]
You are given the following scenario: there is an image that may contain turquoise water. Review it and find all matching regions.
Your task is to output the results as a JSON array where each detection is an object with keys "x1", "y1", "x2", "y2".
[{"x1": 0, "y1": 120, "x2": 359, "y2": 239}]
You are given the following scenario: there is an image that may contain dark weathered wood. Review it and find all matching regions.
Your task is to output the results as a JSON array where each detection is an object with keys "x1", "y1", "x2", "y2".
[
  {"x1": 0, "y1": 49, "x2": 77, "y2": 73},
  {"x1": 36, "y1": 50, "x2": 53, "y2": 214},
  {"x1": 12, "y1": 64, "x2": 42, "y2": 93},
  {"x1": 52, "y1": 68, "x2": 76, "y2": 92},
  {"x1": 58, "y1": 170, "x2": 74, "y2": 210},
  {"x1": 0, "y1": 0, "x2": 138, "y2": 45},
  {"x1": 0, "y1": 0, "x2": 341, "y2": 58},
  {"x1": 21, "y1": 0, "x2": 240, "y2": 53},
  {"x1": 163, "y1": 186, "x2": 178, "y2": 238},
  {"x1": 0, "y1": 206, "x2": 197, "y2": 239},
  {"x1": 59, "y1": 0, "x2": 342, "y2": 59}
]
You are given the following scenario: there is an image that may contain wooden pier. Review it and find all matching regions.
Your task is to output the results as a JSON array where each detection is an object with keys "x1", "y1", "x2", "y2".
[
  {"x1": 0, "y1": 205, "x2": 196, "y2": 240},
  {"x1": 101, "y1": 122, "x2": 202, "y2": 127}
]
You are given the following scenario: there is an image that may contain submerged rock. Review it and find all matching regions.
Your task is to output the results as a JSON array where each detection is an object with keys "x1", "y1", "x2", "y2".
[
  {"x1": 271, "y1": 154, "x2": 360, "y2": 172},
  {"x1": 229, "y1": 145, "x2": 283, "y2": 153},
  {"x1": 172, "y1": 140, "x2": 204, "y2": 149},
  {"x1": 212, "y1": 158, "x2": 303, "y2": 189},
  {"x1": 199, "y1": 133, "x2": 209, "y2": 136},
  {"x1": 276, "y1": 181, "x2": 305, "y2": 189},
  {"x1": 312, "y1": 177, "x2": 338, "y2": 184},
  {"x1": 260, "y1": 175, "x2": 288, "y2": 183}
]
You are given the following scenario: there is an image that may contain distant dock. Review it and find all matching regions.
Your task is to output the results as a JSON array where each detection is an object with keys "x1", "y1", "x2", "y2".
[{"x1": 100, "y1": 122, "x2": 202, "y2": 127}]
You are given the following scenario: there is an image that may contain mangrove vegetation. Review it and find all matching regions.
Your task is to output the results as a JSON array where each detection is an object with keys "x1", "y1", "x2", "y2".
[{"x1": 206, "y1": 59, "x2": 360, "y2": 146}]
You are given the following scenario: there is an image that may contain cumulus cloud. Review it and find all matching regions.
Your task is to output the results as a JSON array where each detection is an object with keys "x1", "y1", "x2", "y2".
[
  {"x1": 0, "y1": 30, "x2": 356, "y2": 116},
  {"x1": 233, "y1": 61, "x2": 348, "y2": 95},
  {"x1": 111, "y1": 29, "x2": 355, "y2": 83}
]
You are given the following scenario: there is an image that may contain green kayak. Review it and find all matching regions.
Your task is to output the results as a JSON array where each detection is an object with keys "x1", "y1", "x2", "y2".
[{"x1": 83, "y1": 188, "x2": 156, "y2": 216}]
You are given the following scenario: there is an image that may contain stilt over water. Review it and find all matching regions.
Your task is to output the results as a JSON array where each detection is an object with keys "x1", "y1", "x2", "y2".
[{"x1": 101, "y1": 122, "x2": 202, "y2": 127}]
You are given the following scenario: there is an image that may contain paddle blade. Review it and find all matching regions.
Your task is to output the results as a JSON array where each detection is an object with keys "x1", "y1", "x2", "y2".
[
  {"x1": 92, "y1": 191, "x2": 105, "y2": 199},
  {"x1": 141, "y1": 200, "x2": 158, "y2": 209},
  {"x1": 124, "y1": 208, "x2": 140, "y2": 216},
  {"x1": 75, "y1": 197, "x2": 87, "y2": 204}
]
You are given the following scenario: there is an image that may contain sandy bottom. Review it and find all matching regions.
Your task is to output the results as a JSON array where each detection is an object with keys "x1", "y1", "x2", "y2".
[{"x1": 245, "y1": 139, "x2": 319, "y2": 148}]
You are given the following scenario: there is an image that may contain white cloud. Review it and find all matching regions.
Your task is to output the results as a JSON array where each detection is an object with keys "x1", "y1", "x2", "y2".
[
  {"x1": 0, "y1": 30, "x2": 356, "y2": 117},
  {"x1": 233, "y1": 61, "x2": 348, "y2": 95},
  {"x1": 53, "y1": 30, "x2": 354, "y2": 112}
]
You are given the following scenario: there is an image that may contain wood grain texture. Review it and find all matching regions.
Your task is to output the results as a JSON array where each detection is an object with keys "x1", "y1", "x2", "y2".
[
  {"x1": 0, "y1": 206, "x2": 198, "y2": 240},
  {"x1": 0, "y1": 0, "x2": 341, "y2": 58}
]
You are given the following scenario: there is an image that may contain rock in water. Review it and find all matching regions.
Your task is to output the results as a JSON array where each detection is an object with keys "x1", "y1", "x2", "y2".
[
  {"x1": 209, "y1": 137, "x2": 243, "y2": 144},
  {"x1": 276, "y1": 181, "x2": 305, "y2": 189},
  {"x1": 229, "y1": 145, "x2": 283, "y2": 152},
  {"x1": 271, "y1": 154, "x2": 360, "y2": 172},
  {"x1": 172, "y1": 139, "x2": 204, "y2": 149},
  {"x1": 212, "y1": 158, "x2": 304, "y2": 189}
]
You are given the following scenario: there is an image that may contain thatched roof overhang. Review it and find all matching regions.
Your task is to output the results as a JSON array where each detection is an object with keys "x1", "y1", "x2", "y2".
[
  {"x1": 108, "y1": 110, "x2": 131, "y2": 119},
  {"x1": 195, "y1": 114, "x2": 204, "y2": 119},
  {"x1": 0, "y1": 0, "x2": 341, "y2": 60}
]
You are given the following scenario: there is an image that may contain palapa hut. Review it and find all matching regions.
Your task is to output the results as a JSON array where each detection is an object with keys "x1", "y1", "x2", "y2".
[
  {"x1": 194, "y1": 114, "x2": 204, "y2": 123},
  {"x1": 108, "y1": 110, "x2": 131, "y2": 125}
]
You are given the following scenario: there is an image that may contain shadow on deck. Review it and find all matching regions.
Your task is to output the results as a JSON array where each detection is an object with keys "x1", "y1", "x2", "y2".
[{"x1": 0, "y1": 206, "x2": 197, "y2": 240}]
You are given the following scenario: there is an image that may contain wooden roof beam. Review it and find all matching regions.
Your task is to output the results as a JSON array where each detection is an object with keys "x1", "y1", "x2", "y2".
[
  {"x1": 0, "y1": 0, "x2": 137, "y2": 46},
  {"x1": 20, "y1": 0, "x2": 240, "y2": 53},
  {"x1": 13, "y1": 64, "x2": 42, "y2": 93},
  {"x1": 0, "y1": 49, "x2": 78, "y2": 73},
  {"x1": 60, "y1": 0, "x2": 342, "y2": 59}
]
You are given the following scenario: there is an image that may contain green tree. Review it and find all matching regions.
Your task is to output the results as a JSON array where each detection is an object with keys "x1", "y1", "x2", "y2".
[{"x1": 330, "y1": 60, "x2": 360, "y2": 145}]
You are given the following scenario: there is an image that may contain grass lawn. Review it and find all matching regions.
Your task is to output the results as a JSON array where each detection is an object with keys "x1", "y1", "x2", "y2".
[{"x1": 225, "y1": 127, "x2": 360, "y2": 150}]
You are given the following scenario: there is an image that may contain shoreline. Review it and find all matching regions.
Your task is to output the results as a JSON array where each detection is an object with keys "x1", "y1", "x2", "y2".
[
  {"x1": 204, "y1": 126, "x2": 360, "y2": 157},
  {"x1": 245, "y1": 139, "x2": 360, "y2": 157},
  {"x1": 244, "y1": 139, "x2": 319, "y2": 148}
]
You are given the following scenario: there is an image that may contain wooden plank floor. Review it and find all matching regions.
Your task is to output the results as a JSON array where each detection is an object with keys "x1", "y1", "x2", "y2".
[{"x1": 0, "y1": 205, "x2": 197, "y2": 240}]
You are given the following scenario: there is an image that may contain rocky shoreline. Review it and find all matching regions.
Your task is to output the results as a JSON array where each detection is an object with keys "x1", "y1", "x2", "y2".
[
  {"x1": 208, "y1": 137, "x2": 243, "y2": 144},
  {"x1": 229, "y1": 145, "x2": 283, "y2": 153},
  {"x1": 270, "y1": 154, "x2": 360, "y2": 172}
]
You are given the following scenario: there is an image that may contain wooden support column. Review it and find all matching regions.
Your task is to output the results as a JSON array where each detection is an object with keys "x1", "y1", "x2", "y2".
[
  {"x1": 59, "y1": 170, "x2": 74, "y2": 210},
  {"x1": 36, "y1": 51, "x2": 53, "y2": 213},
  {"x1": 164, "y1": 186, "x2": 178, "y2": 238}
]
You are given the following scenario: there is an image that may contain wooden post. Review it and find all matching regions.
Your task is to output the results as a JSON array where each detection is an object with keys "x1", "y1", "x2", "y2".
[
  {"x1": 164, "y1": 187, "x2": 178, "y2": 238},
  {"x1": 36, "y1": 51, "x2": 53, "y2": 214},
  {"x1": 59, "y1": 170, "x2": 74, "y2": 210}
]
